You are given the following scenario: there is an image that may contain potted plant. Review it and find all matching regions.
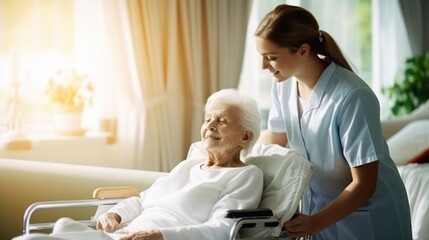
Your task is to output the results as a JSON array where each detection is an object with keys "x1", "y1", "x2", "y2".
[
  {"x1": 383, "y1": 52, "x2": 429, "y2": 117},
  {"x1": 45, "y1": 70, "x2": 94, "y2": 135}
]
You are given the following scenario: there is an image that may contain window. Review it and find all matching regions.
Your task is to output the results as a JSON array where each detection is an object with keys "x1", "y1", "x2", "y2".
[
  {"x1": 302, "y1": 0, "x2": 372, "y2": 81},
  {"x1": 0, "y1": 0, "x2": 119, "y2": 157},
  {"x1": 0, "y1": 0, "x2": 115, "y2": 138},
  {"x1": 0, "y1": 0, "x2": 76, "y2": 134},
  {"x1": 239, "y1": 0, "x2": 372, "y2": 129}
]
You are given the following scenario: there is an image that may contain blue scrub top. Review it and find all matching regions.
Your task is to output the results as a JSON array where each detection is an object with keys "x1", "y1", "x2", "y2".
[{"x1": 268, "y1": 62, "x2": 412, "y2": 239}]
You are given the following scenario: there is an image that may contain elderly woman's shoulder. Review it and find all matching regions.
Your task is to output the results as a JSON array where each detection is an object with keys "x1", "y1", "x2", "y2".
[{"x1": 243, "y1": 164, "x2": 264, "y2": 176}]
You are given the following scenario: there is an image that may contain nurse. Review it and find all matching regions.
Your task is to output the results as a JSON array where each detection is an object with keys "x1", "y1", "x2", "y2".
[{"x1": 254, "y1": 4, "x2": 412, "y2": 240}]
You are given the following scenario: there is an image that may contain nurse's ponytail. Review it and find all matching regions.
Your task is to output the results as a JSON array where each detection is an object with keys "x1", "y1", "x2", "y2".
[{"x1": 255, "y1": 4, "x2": 354, "y2": 72}]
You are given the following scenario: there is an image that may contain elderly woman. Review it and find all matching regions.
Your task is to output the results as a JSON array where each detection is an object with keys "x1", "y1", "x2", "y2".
[
  {"x1": 27, "y1": 89, "x2": 263, "y2": 240},
  {"x1": 101, "y1": 88, "x2": 263, "y2": 240}
]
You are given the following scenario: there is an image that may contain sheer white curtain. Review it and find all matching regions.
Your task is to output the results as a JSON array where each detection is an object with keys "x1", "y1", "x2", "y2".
[
  {"x1": 76, "y1": 0, "x2": 253, "y2": 171},
  {"x1": 73, "y1": 0, "x2": 136, "y2": 168},
  {"x1": 179, "y1": 0, "x2": 252, "y2": 142},
  {"x1": 302, "y1": 0, "x2": 363, "y2": 72},
  {"x1": 121, "y1": 0, "x2": 252, "y2": 171},
  {"x1": 372, "y1": 0, "x2": 411, "y2": 118},
  {"x1": 398, "y1": 0, "x2": 429, "y2": 56},
  {"x1": 239, "y1": 0, "x2": 272, "y2": 112},
  {"x1": 119, "y1": 0, "x2": 185, "y2": 171}
]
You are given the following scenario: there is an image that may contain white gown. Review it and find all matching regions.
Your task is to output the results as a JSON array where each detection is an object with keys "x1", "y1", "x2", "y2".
[{"x1": 109, "y1": 158, "x2": 263, "y2": 240}]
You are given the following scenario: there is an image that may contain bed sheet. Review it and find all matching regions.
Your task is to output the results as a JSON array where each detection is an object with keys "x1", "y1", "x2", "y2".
[{"x1": 397, "y1": 163, "x2": 429, "y2": 240}]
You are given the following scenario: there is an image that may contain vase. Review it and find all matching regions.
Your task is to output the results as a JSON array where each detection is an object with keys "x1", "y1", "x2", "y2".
[{"x1": 52, "y1": 104, "x2": 85, "y2": 136}]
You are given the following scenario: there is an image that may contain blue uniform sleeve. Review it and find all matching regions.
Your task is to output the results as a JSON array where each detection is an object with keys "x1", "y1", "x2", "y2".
[
  {"x1": 268, "y1": 81, "x2": 287, "y2": 132},
  {"x1": 337, "y1": 88, "x2": 386, "y2": 167}
]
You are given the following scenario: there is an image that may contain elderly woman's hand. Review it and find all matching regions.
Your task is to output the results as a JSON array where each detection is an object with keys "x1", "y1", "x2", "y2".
[
  {"x1": 119, "y1": 230, "x2": 163, "y2": 240},
  {"x1": 96, "y1": 212, "x2": 122, "y2": 233}
]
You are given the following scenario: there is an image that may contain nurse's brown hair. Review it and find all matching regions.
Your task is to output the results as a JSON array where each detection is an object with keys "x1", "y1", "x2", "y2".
[{"x1": 254, "y1": 4, "x2": 353, "y2": 72}]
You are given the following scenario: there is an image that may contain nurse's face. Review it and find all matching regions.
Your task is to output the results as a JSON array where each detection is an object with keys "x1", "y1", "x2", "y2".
[{"x1": 255, "y1": 37, "x2": 302, "y2": 82}]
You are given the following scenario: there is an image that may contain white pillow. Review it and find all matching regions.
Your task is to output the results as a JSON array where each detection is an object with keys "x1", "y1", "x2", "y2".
[
  {"x1": 387, "y1": 120, "x2": 429, "y2": 165},
  {"x1": 186, "y1": 142, "x2": 313, "y2": 236},
  {"x1": 244, "y1": 152, "x2": 312, "y2": 219},
  {"x1": 186, "y1": 141, "x2": 207, "y2": 160}
]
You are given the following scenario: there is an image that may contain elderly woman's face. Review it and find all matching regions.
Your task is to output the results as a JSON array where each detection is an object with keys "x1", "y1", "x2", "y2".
[{"x1": 201, "y1": 103, "x2": 247, "y2": 154}]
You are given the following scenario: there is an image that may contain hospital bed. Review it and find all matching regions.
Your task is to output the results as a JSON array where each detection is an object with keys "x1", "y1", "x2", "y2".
[
  {"x1": 380, "y1": 101, "x2": 429, "y2": 240},
  {"x1": 20, "y1": 142, "x2": 313, "y2": 240}
]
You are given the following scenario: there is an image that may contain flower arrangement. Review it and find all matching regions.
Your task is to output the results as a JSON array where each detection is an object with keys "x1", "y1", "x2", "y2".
[{"x1": 45, "y1": 69, "x2": 94, "y2": 111}]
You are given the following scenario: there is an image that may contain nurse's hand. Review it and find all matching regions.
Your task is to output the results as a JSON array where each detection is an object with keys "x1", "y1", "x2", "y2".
[
  {"x1": 96, "y1": 212, "x2": 122, "y2": 233},
  {"x1": 283, "y1": 213, "x2": 320, "y2": 238}
]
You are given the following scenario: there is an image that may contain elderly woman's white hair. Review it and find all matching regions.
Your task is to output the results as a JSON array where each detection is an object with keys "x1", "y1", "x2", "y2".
[{"x1": 204, "y1": 88, "x2": 261, "y2": 157}]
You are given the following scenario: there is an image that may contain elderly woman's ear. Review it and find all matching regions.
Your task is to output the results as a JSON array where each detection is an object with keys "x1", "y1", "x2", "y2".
[{"x1": 241, "y1": 131, "x2": 253, "y2": 145}]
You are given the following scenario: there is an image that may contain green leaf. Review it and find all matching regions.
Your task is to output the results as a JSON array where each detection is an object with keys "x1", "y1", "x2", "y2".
[{"x1": 383, "y1": 51, "x2": 429, "y2": 117}]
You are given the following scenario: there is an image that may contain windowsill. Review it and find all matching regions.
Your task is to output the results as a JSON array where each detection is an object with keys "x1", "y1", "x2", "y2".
[{"x1": 0, "y1": 131, "x2": 115, "y2": 151}]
